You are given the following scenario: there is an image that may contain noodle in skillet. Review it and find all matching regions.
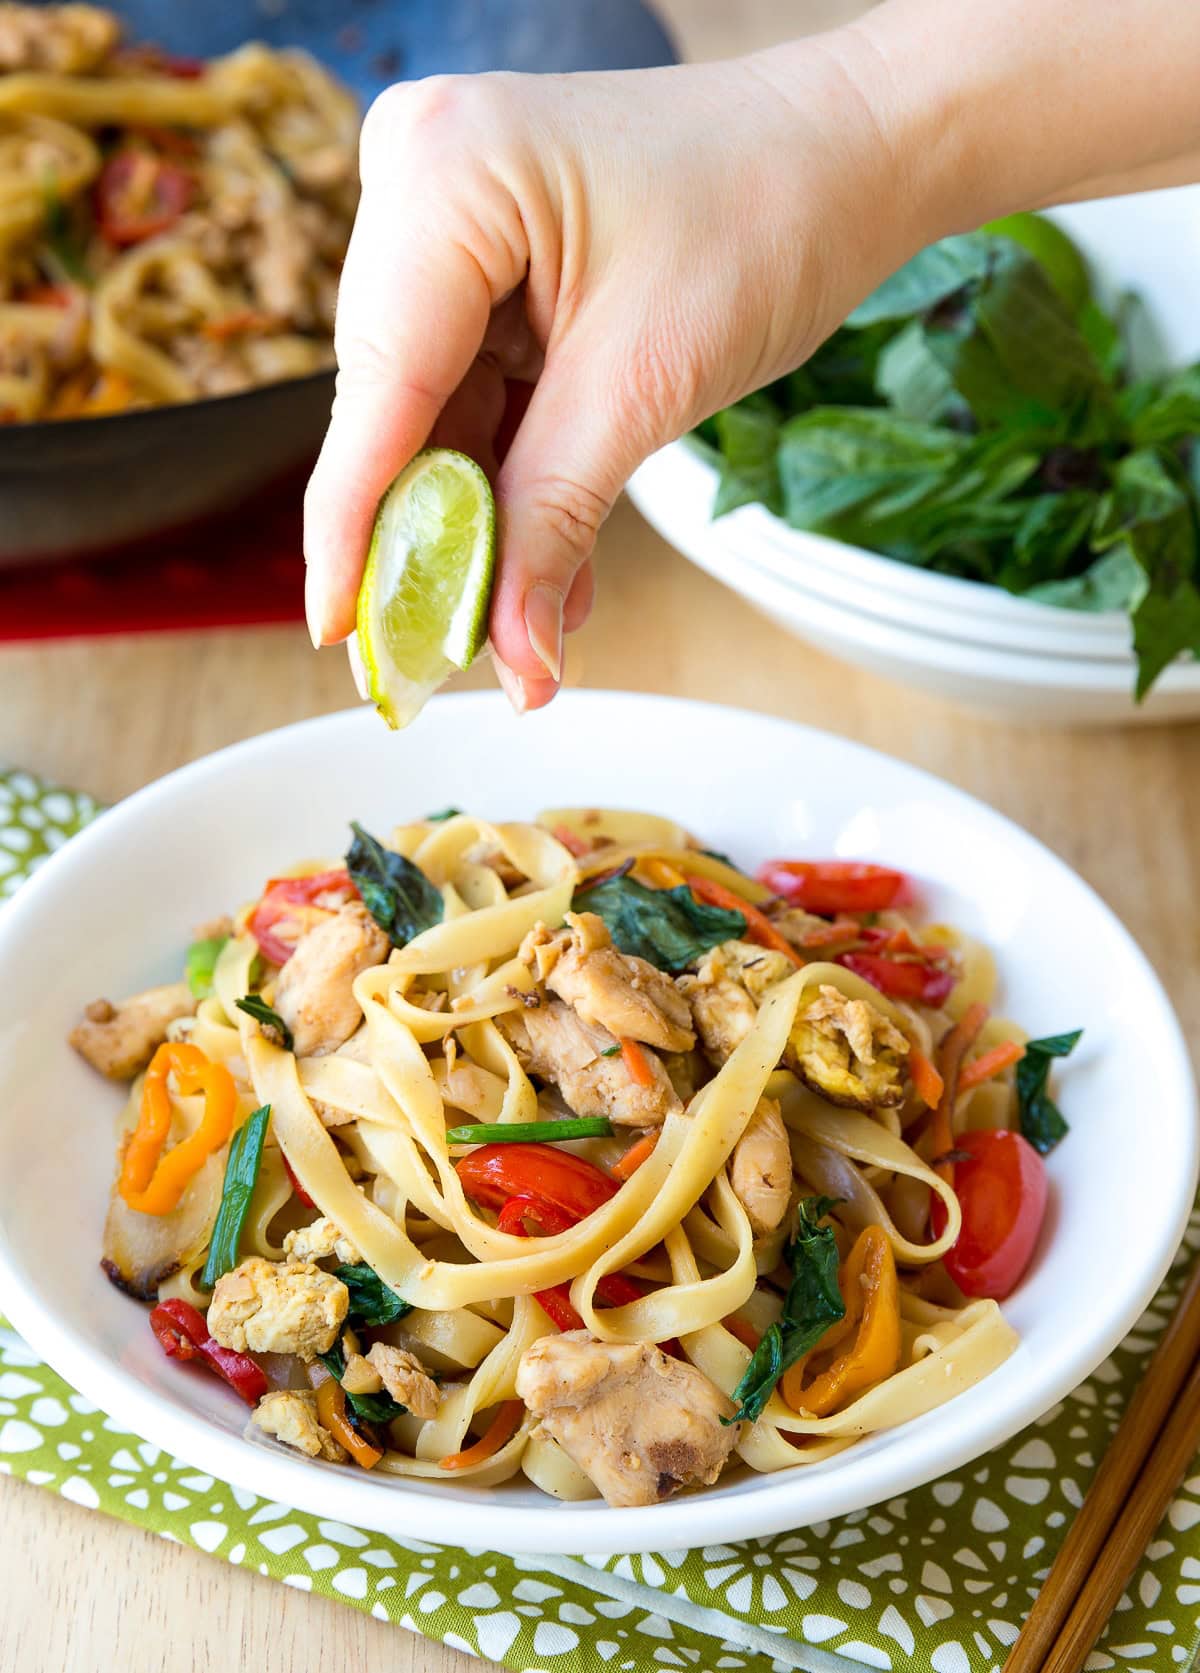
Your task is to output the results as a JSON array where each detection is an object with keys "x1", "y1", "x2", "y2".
[{"x1": 72, "y1": 808, "x2": 1078, "y2": 1506}]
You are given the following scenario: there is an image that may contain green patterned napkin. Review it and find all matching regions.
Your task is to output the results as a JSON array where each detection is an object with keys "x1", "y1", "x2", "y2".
[{"x1": 2, "y1": 766, "x2": 1199, "y2": 1673}]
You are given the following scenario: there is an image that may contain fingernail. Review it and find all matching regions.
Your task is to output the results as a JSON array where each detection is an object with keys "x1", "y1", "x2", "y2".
[
  {"x1": 304, "y1": 574, "x2": 325, "y2": 650},
  {"x1": 346, "y1": 632, "x2": 368, "y2": 701},
  {"x1": 523, "y1": 584, "x2": 564, "y2": 683},
  {"x1": 494, "y1": 658, "x2": 529, "y2": 715}
]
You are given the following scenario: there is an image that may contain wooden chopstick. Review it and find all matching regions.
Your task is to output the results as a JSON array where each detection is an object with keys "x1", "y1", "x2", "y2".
[{"x1": 1004, "y1": 1256, "x2": 1200, "y2": 1673}]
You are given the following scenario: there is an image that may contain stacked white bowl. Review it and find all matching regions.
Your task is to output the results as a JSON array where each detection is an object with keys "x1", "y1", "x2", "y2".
[{"x1": 626, "y1": 189, "x2": 1200, "y2": 726}]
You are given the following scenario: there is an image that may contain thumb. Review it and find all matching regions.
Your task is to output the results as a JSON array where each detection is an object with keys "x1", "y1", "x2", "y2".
[{"x1": 489, "y1": 357, "x2": 642, "y2": 706}]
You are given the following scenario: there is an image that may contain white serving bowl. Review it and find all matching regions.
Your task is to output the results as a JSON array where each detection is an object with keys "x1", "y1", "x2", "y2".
[
  {"x1": 0, "y1": 693, "x2": 1194, "y2": 1554},
  {"x1": 627, "y1": 185, "x2": 1200, "y2": 714}
]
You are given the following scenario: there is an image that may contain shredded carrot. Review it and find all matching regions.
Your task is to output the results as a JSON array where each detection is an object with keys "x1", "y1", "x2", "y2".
[
  {"x1": 958, "y1": 1040, "x2": 1026, "y2": 1092},
  {"x1": 551, "y1": 823, "x2": 593, "y2": 858},
  {"x1": 203, "y1": 308, "x2": 276, "y2": 341},
  {"x1": 908, "y1": 1048, "x2": 945, "y2": 1109},
  {"x1": 723, "y1": 1314, "x2": 761, "y2": 1353},
  {"x1": 684, "y1": 873, "x2": 803, "y2": 967},
  {"x1": 619, "y1": 1036, "x2": 656, "y2": 1088},
  {"x1": 440, "y1": 1399, "x2": 524, "y2": 1470},
  {"x1": 79, "y1": 370, "x2": 134, "y2": 415},
  {"x1": 928, "y1": 1003, "x2": 989, "y2": 1185},
  {"x1": 612, "y1": 1130, "x2": 659, "y2": 1181}
]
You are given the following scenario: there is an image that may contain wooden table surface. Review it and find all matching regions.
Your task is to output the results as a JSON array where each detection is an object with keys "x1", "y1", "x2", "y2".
[{"x1": 3, "y1": 4, "x2": 1199, "y2": 1671}]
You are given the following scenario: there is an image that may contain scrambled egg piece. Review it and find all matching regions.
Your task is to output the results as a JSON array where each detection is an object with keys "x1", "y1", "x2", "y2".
[
  {"x1": 677, "y1": 939, "x2": 793, "y2": 1064},
  {"x1": 283, "y1": 1216, "x2": 361, "y2": 1266},
  {"x1": 69, "y1": 982, "x2": 197, "y2": 1080},
  {"x1": 517, "y1": 1332, "x2": 739, "y2": 1508},
  {"x1": 787, "y1": 985, "x2": 907, "y2": 1110},
  {"x1": 251, "y1": 1390, "x2": 346, "y2": 1461},
  {"x1": 274, "y1": 902, "x2": 389, "y2": 1057},
  {"x1": 208, "y1": 1256, "x2": 348, "y2": 1359}
]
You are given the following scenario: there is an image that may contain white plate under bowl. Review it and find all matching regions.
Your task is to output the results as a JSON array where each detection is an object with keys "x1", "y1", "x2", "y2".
[{"x1": 0, "y1": 694, "x2": 1194, "y2": 1554}]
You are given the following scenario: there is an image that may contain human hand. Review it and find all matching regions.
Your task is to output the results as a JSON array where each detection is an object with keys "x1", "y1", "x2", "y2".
[{"x1": 302, "y1": 38, "x2": 936, "y2": 710}]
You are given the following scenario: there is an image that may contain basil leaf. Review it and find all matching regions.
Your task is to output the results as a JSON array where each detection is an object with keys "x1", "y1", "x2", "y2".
[
  {"x1": 712, "y1": 394, "x2": 783, "y2": 518},
  {"x1": 318, "y1": 1342, "x2": 407, "y2": 1424},
  {"x1": 1091, "y1": 450, "x2": 1200, "y2": 697},
  {"x1": 1026, "y1": 547, "x2": 1144, "y2": 613},
  {"x1": 1129, "y1": 365, "x2": 1200, "y2": 447},
  {"x1": 426, "y1": 807, "x2": 462, "y2": 822},
  {"x1": 847, "y1": 233, "x2": 996, "y2": 327},
  {"x1": 235, "y1": 994, "x2": 293, "y2": 1051},
  {"x1": 572, "y1": 874, "x2": 745, "y2": 972},
  {"x1": 346, "y1": 822, "x2": 443, "y2": 947},
  {"x1": 728, "y1": 1196, "x2": 846, "y2": 1424},
  {"x1": 778, "y1": 407, "x2": 970, "y2": 531},
  {"x1": 336, "y1": 1263, "x2": 412, "y2": 1328},
  {"x1": 1016, "y1": 1030, "x2": 1082, "y2": 1155},
  {"x1": 874, "y1": 320, "x2": 966, "y2": 425},
  {"x1": 200, "y1": 1106, "x2": 270, "y2": 1289},
  {"x1": 186, "y1": 936, "x2": 227, "y2": 1000}
]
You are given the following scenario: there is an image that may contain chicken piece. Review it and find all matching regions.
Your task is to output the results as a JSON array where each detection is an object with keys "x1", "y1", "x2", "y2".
[
  {"x1": 283, "y1": 1216, "x2": 361, "y2": 1267},
  {"x1": 208, "y1": 1257, "x2": 348, "y2": 1360},
  {"x1": 729, "y1": 1097, "x2": 792, "y2": 1236},
  {"x1": 69, "y1": 982, "x2": 197, "y2": 1080},
  {"x1": 677, "y1": 939, "x2": 792, "y2": 1067},
  {"x1": 251, "y1": 1390, "x2": 346, "y2": 1461},
  {"x1": 787, "y1": 985, "x2": 907, "y2": 1110},
  {"x1": 0, "y1": 3, "x2": 119, "y2": 71},
  {"x1": 516, "y1": 1332, "x2": 739, "y2": 1508},
  {"x1": 522, "y1": 913, "x2": 695, "y2": 1051},
  {"x1": 364, "y1": 1343, "x2": 440, "y2": 1419},
  {"x1": 499, "y1": 1001, "x2": 681, "y2": 1128},
  {"x1": 274, "y1": 902, "x2": 389, "y2": 1057}
]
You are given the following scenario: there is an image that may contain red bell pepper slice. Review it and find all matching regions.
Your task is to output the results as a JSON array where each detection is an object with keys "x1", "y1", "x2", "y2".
[
  {"x1": 756, "y1": 859, "x2": 908, "y2": 915},
  {"x1": 838, "y1": 947, "x2": 955, "y2": 1006},
  {"x1": 931, "y1": 1128, "x2": 1048, "y2": 1300},
  {"x1": 149, "y1": 1297, "x2": 268, "y2": 1405},
  {"x1": 282, "y1": 1154, "x2": 315, "y2": 1209},
  {"x1": 248, "y1": 868, "x2": 358, "y2": 966},
  {"x1": 456, "y1": 1142, "x2": 618, "y2": 1222},
  {"x1": 95, "y1": 151, "x2": 194, "y2": 246}
]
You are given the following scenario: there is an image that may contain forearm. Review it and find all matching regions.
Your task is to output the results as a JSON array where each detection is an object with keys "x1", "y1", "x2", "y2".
[{"x1": 760, "y1": 0, "x2": 1200, "y2": 242}]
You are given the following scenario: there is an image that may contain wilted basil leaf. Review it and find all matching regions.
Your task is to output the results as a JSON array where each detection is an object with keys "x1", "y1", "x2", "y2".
[
  {"x1": 572, "y1": 873, "x2": 745, "y2": 972},
  {"x1": 1016, "y1": 1030, "x2": 1082, "y2": 1155},
  {"x1": 336, "y1": 1263, "x2": 413, "y2": 1328},
  {"x1": 346, "y1": 822, "x2": 443, "y2": 947},
  {"x1": 235, "y1": 994, "x2": 293, "y2": 1051}
]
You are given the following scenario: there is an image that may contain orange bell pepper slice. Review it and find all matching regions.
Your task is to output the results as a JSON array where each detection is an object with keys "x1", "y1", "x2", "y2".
[
  {"x1": 118, "y1": 1041, "x2": 237, "y2": 1215},
  {"x1": 780, "y1": 1225, "x2": 901, "y2": 1417},
  {"x1": 316, "y1": 1372, "x2": 382, "y2": 1469}
]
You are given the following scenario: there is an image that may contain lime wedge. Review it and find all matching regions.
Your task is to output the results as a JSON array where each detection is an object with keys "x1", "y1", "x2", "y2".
[
  {"x1": 356, "y1": 448, "x2": 496, "y2": 728},
  {"x1": 983, "y1": 212, "x2": 1091, "y2": 314}
]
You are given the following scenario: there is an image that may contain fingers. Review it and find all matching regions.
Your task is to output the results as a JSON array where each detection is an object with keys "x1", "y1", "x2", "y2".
[
  {"x1": 488, "y1": 361, "x2": 636, "y2": 708},
  {"x1": 304, "y1": 83, "x2": 519, "y2": 646}
]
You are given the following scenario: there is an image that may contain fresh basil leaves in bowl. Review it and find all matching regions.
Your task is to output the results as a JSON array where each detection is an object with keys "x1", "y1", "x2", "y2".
[{"x1": 627, "y1": 190, "x2": 1200, "y2": 721}]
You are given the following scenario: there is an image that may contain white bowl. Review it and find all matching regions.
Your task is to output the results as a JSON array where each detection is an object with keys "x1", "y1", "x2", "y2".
[
  {"x1": 627, "y1": 449, "x2": 1200, "y2": 725},
  {"x1": 0, "y1": 694, "x2": 1194, "y2": 1554}
]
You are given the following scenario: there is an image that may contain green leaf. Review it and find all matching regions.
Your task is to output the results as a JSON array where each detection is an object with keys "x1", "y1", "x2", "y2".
[
  {"x1": 847, "y1": 233, "x2": 996, "y2": 327},
  {"x1": 235, "y1": 994, "x2": 293, "y2": 1051},
  {"x1": 336, "y1": 1262, "x2": 413, "y2": 1328},
  {"x1": 729, "y1": 1196, "x2": 845, "y2": 1424},
  {"x1": 446, "y1": 1117, "x2": 613, "y2": 1146},
  {"x1": 778, "y1": 408, "x2": 969, "y2": 531},
  {"x1": 571, "y1": 873, "x2": 745, "y2": 973},
  {"x1": 1078, "y1": 300, "x2": 1125, "y2": 382},
  {"x1": 426, "y1": 806, "x2": 463, "y2": 822},
  {"x1": 874, "y1": 320, "x2": 966, "y2": 424},
  {"x1": 318, "y1": 1342, "x2": 407, "y2": 1424},
  {"x1": 1016, "y1": 1030, "x2": 1082, "y2": 1155},
  {"x1": 199, "y1": 1106, "x2": 270, "y2": 1289},
  {"x1": 1091, "y1": 450, "x2": 1200, "y2": 696},
  {"x1": 1026, "y1": 546, "x2": 1145, "y2": 613},
  {"x1": 712, "y1": 395, "x2": 783, "y2": 518},
  {"x1": 997, "y1": 493, "x2": 1100, "y2": 592},
  {"x1": 1128, "y1": 365, "x2": 1200, "y2": 447},
  {"x1": 186, "y1": 936, "x2": 227, "y2": 1000},
  {"x1": 346, "y1": 822, "x2": 443, "y2": 947},
  {"x1": 41, "y1": 168, "x2": 90, "y2": 283}
]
